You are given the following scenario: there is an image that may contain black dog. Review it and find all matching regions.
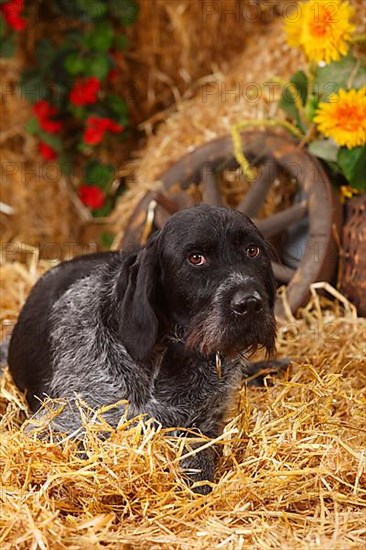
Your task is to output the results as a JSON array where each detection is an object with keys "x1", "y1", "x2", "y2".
[{"x1": 8, "y1": 205, "x2": 276, "y2": 493}]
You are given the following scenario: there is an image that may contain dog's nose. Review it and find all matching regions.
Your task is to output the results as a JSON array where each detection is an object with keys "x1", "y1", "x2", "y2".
[{"x1": 231, "y1": 290, "x2": 263, "y2": 316}]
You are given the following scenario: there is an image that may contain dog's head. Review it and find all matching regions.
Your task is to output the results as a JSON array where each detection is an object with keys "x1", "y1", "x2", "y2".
[{"x1": 119, "y1": 205, "x2": 276, "y2": 361}]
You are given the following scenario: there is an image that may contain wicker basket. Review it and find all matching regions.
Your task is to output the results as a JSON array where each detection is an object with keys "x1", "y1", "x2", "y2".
[{"x1": 340, "y1": 193, "x2": 366, "y2": 317}]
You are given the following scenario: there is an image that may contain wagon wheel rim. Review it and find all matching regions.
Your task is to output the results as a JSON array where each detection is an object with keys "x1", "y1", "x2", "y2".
[{"x1": 122, "y1": 130, "x2": 342, "y2": 319}]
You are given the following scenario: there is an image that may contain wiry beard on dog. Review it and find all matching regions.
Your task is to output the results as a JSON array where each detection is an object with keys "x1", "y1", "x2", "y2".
[
  {"x1": 184, "y1": 270, "x2": 276, "y2": 360},
  {"x1": 185, "y1": 307, "x2": 276, "y2": 359}
]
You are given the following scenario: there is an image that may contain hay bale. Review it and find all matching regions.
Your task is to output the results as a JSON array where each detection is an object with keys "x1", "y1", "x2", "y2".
[
  {"x1": 0, "y1": 259, "x2": 365, "y2": 548},
  {"x1": 123, "y1": 0, "x2": 297, "y2": 122}
]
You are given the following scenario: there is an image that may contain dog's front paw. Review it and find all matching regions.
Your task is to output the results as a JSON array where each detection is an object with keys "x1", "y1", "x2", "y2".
[{"x1": 181, "y1": 446, "x2": 216, "y2": 495}]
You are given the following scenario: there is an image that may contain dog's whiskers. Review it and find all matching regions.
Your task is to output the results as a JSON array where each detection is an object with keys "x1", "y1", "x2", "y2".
[{"x1": 215, "y1": 352, "x2": 222, "y2": 379}]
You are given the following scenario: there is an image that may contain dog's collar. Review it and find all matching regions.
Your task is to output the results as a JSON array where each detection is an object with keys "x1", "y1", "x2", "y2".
[{"x1": 161, "y1": 326, "x2": 223, "y2": 367}]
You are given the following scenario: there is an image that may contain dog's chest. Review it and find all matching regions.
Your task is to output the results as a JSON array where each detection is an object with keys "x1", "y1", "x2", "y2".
[{"x1": 149, "y1": 345, "x2": 241, "y2": 428}]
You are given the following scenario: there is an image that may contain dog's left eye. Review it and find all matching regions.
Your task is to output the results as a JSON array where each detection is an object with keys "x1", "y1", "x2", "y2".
[
  {"x1": 246, "y1": 245, "x2": 261, "y2": 259},
  {"x1": 188, "y1": 253, "x2": 207, "y2": 266}
]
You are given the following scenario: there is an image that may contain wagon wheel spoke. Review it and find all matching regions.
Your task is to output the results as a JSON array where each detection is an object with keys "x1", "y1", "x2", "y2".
[
  {"x1": 271, "y1": 262, "x2": 296, "y2": 283},
  {"x1": 237, "y1": 161, "x2": 278, "y2": 218},
  {"x1": 201, "y1": 162, "x2": 222, "y2": 206},
  {"x1": 154, "y1": 203, "x2": 174, "y2": 228},
  {"x1": 155, "y1": 193, "x2": 180, "y2": 215},
  {"x1": 255, "y1": 200, "x2": 308, "y2": 238}
]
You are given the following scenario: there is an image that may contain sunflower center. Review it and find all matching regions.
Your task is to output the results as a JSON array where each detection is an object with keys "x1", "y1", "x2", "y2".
[
  {"x1": 334, "y1": 104, "x2": 364, "y2": 131},
  {"x1": 309, "y1": 9, "x2": 334, "y2": 37}
]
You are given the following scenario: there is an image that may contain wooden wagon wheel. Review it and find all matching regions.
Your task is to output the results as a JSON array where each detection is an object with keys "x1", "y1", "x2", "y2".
[{"x1": 121, "y1": 130, "x2": 342, "y2": 319}]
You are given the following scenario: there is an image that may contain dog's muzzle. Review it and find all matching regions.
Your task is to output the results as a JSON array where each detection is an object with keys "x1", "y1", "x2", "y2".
[
  {"x1": 230, "y1": 289, "x2": 263, "y2": 317},
  {"x1": 185, "y1": 272, "x2": 276, "y2": 358}
]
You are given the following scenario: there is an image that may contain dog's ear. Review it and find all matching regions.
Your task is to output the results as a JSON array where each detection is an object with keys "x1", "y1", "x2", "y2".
[{"x1": 119, "y1": 233, "x2": 160, "y2": 361}]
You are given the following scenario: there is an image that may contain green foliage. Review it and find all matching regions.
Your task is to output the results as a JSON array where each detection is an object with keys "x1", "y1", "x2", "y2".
[
  {"x1": 20, "y1": 72, "x2": 48, "y2": 102},
  {"x1": 24, "y1": 117, "x2": 40, "y2": 135},
  {"x1": 69, "y1": 105, "x2": 86, "y2": 119},
  {"x1": 58, "y1": 153, "x2": 74, "y2": 178},
  {"x1": 35, "y1": 40, "x2": 56, "y2": 74},
  {"x1": 84, "y1": 160, "x2": 115, "y2": 190},
  {"x1": 114, "y1": 34, "x2": 128, "y2": 50},
  {"x1": 313, "y1": 55, "x2": 366, "y2": 102},
  {"x1": 85, "y1": 21, "x2": 114, "y2": 51},
  {"x1": 277, "y1": 38, "x2": 366, "y2": 197},
  {"x1": 2, "y1": 0, "x2": 137, "y2": 217},
  {"x1": 107, "y1": 94, "x2": 128, "y2": 124},
  {"x1": 76, "y1": 0, "x2": 107, "y2": 20},
  {"x1": 0, "y1": 35, "x2": 15, "y2": 57},
  {"x1": 279, "y1": 71, "x2": 308, "y2": 131},
  {"x1": 84, "y1": 52, "x2": 110, "y2": 80},
  {"x1": 64, "y1": 52, "x2": 86, "y2": 75},
  {"x1": 93, "y1": 197, "x2": 113, "y2": 218},
  {"x1": 108, "y1": 0, "x2": 139, "y2": 25},
  {"x1": 100, "y1": 231, "x2": 115, "y2": 248},
  {"x1": 308, "y1": 139, "x2": 339, "y2": 163},
  {"x1": 38, "y1": 131, "x2": 63, "y2": 152},
  {"x1": 0, "y1": 15, "x2": 5, "y2": 38},
  {"x1": 303, "y1": 93, "x2": 319, "y2": 123},
  {"x1": 337, "y1": 147, "x2": 366, "y2": 190}
]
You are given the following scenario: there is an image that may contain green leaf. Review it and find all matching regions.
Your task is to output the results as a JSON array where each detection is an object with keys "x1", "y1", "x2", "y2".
[
  {"x1": 314, "y1": 55, "x2": 366, "y2": 101},
  {"x1": 308, "y1": 139, "x2": 339, "y2": 163},
  {"x1": 0, "y1": 35, "x2": 16, "y2": 58},
  {"x1": 337, "y1": 146, "x2": 366, "y2": 190},
  {"x1": 106, "y1": 94, "x2": 128, "y2": 123},
  {"x1": 38, "y1": 131, "x2": 63, "y2": 153},
  {"x1": 100, "y1": 231, "x2": 115, "y2": 249},
  {"x1": 64, "y1": 53, "x2": 86, "y2": 75},
  {"x1": 93, "y1": 197, "x2": 113, "y2": 218},
  {"x1": 304, "y1": 93, "x2": 319, "y2": 123},
  {"x1": 58, "y1": 153, "x2": 74, "y2": 178},
  {"x1": 279, "y1": 71, "x2": 308, "y2": 132},
  {"x1": 84, "y1": 53, "x2": 110, "y2": 80},
  {"x1": 25, "y1": 117, "x2": 40, "y2": 135},
  {"x1": 78, "y1": 141, "x2": 90, "y2": 154},
  {"x1": 291, "y1": 71, "x2": 308, "y2": 105},
  {"x1": 69, "y1": 105, "x2": 86, "y2": 119},
  {"x1": 84, "y1": 160, "x2": 115, "y2": 189},
  {"x1": 35, "y1": 39, "x2": 56, "y2": 74},
  {"x1": 114, "y1": 34, "x2": 128, "y2": 50},
  {"x1": 324, "y1": 160, "x2": 340, "y2": 175},
  {"x1": 108, "y1": 0, "x2": 139, "y2": 25},
  {"x1": 19, "y1": 73, "x2": 48, "y2": 103},
  {"x1": 76, "y1": 0, "x2": 107, "y2": 20},
  {"x1": 85, "y1": 21, "x2": 114, "y2": 52}
]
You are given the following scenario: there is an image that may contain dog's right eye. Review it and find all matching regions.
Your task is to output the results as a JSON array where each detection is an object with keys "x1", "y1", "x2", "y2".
[{"x1": 188, "y1": 253, "x2": 207, "y2": 266}]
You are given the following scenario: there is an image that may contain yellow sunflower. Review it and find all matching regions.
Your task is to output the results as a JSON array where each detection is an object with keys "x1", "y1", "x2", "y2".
[
  {"x1": 285, "y1": 0, "x2": 355, "y2": 63},
  {"x1": 314, "y1": 87, "x2": 366, "y2": 149}
]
